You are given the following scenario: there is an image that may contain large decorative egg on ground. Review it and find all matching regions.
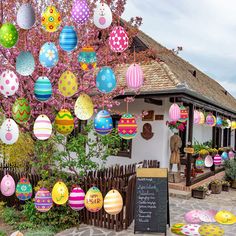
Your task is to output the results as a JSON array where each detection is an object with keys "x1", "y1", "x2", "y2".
[
  {"x1": 16, "y1": 51, "x2": 35, "y2": 76},
  {"x1": 215, "y1": 210, "x2": 236, "y2": 225},
  {"x1": 93, "y1": 2, "x2": 112, "y2": 29},
  {"x1": 59, "y1": 26, "x2": 78, "y2": 52},
  {"x1": 85, "y1": 186, "x2": 103, "y2": 212},
  {"x1": 0, "y1": 70, "x2": 19, "y2": 97},
  {"x1": 126, "y1": 63, "x2": 144, "y2": 90},
  {"x1": 213, "y1": 154, "x2": 222, "y2": 166},
  {"x1": 52, "y1": 181, "x2": 69, "y2": 205},
  {"x1": 78, "y1": 46, "x2": 97, "y2": 71},
  {"x1": 42, "y1": 6, "x2": 61, "y2": 32},
  {"x1": 216, "y1": 116, "x2": 222, "y2": 127},
  {"x1": 34, "y1": 76, "x2": 52, "y2": 101},
  {"x1": 0, "y1": 174, "x2": 15, "y2": 197},
  {"x1": 74, "y1": 93, "x2": 94, "y2": 120},
  {"x1": 12, "y1": 98, "x2": 31, "y2": 124},
  {"x1": 33, "y1": 115, "x2": 52, "y2": 140},
  {"x1": 169, "y1": 103, "x2": 180, "y2": 121},
  {"x1": 55, "y1": 109, "x2": 74, "y2": 135},
  {"x1": 96, "y1": 66, "x2": 116, "y2": 93},
  {"x1": 39, "y1": 42, "x2": 59, "y2": 68},
  {"x1": 194, "y1": 110, "x2": 200, "y2": 124},
  {"x1": 94, "y1": 110, "x2": 113, "y2": 135},
  {"x1": 104, "y1": 189, "x2": 123, "y2": 215},
  {"x1": 171, "y1": 223, "x2": 185, "y2": 235},
  {"x1": 71, "y1": 0, "x2": 90, "y2": 25},
  {"x1": 109, "y1": 26, "x2": 129, "y2": 52},
  {"x1": 16, "y1": 177, "x2": 32, "y2": 201},
  {"x1": 0, "y1": 23, "x2": 18, "y2": 48},
  {"x1": 205, "y1": 114, "x2": 216, "y2": 126},
  {"x1": 198, "y1": 224, "x2": 224, "y2": 236},
  {"x1": 17, "y1": 4, "x2": 35, "y2": 30},
  {"x1": 0, "y1": 119, "x2": 19, "y2": 145},
  {"x1": 118, "y1": 113, "x2": 138, "y2": 140},
  {"x1": 179, "y1": 105, "x2": 188, "y2": 122},
  {"x1": 69, "y1": 187, "x2": 85, "y2": 211},
  {"x1": 58, "y1": 71, "x2": 78, "y2": 97},
  {"x1": 180, "y1": 224, "x2": 200, "y2": 236},
  {"x1": 35, "y1": 188, "x2": 53, "y2": 212}
]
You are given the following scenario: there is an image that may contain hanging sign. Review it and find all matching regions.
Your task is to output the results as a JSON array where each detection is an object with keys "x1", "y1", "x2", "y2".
[{"x1": 184, "y1": 147, "x2": 195, "y2": 154}]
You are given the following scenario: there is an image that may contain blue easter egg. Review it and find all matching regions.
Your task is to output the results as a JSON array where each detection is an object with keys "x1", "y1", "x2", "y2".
[
  {"x1": 59, "y1": 26, "x2": 77, "y2": 52},
  {"x1": 39, "y1": 42, "x2": 59, "y2": 68},
  {"x1": 34, "y1": 76, "x2": 52, "y2": 101},
  {"x1": 96, "y1": 67, "x2": 116, "y2": 94},
  {"x1": 216, "y1": 116, "x2": 222, "y2": 127},
  {"x1": 16, "y1": 51, "x2": 35, "y2": 76},
  {"x1": 221, "y1": 151, "x2": 228, "y2": 161},
  {"x1": 94, "y1": 110, "x2": 113, "y2": 135}
]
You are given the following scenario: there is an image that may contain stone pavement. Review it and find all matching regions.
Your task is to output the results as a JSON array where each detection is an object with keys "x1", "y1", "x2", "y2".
[{"x1": 56, "y1": 189, "x2": 236, "y2": 236}]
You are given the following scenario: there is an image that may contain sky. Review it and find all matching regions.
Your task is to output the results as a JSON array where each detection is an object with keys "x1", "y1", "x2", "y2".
[{"x1": 122, "y1": 0, "x2": 236, "y2": 97}]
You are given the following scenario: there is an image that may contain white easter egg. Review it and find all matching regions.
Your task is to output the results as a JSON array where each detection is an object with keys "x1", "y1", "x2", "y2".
[
  {"x1": 17, "y1": 3, "x2": 35, "y2": 30},
  {"x1": 93, "y1": 3, "x2": 112, "y2": 29},
  {"x1": 33, "y1": 114, "x2": 52, "y2": 140},
  {"x1": 0, "y1": 70, "x2": 19, "y2": 97},
  {"x1": 0, "y1": 118, "x2": 19, "y2": 145}
]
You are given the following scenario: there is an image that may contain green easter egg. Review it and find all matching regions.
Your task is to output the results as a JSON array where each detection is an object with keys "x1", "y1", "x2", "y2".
[
  {"x1": 0, "y1": 23, "x2": 18, "y2": 48},
  {"x1": 12, "y1": 98, "x2": 31, "y2": 124}
]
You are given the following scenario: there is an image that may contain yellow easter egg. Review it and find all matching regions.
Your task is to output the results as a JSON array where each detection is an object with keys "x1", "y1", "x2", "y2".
[
  {"x1": 199, "y1": 111, "x2": 205, "y2": 124},
  {"x1": 171, "y1": 223, "x2": 185, "y2": 235},
  {"x1": 85, "y1": 187, "x2": 103, "y2": 212},
  {"x1": 198, "y1": 224, "x2": 224, "y2": 236},
  {"x1": 215, "y1": 210, "x2": 236, "y2": 225},
  {"x1": 52, "y1": 181, "x2": 69, "y2": 205},
  {"x1": 104, "y1": 189, "x2": 123, "y2": 215},
  {"x1": 58, "y1": 71, "x2": 78, "y2": 97},
  {"x1": 55, "y1": 109, "x2": 74, "y2": 135},
  {"x1": 74, "y1": 93, "x2": 94, "y2": 120},
  {"x1": 41, "y1": 6, "x2": 61, "y2": 32}
]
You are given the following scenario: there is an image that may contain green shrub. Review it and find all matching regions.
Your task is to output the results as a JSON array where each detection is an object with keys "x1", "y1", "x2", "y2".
[
  {"x1": 0, "y1": 231, "x2": 7, "y2": 236},
  {"x1": 2, "y1": 207, "x2": 21, "y2": 226}
]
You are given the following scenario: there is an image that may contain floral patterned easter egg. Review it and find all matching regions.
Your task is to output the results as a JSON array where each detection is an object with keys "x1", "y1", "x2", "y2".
[
  {"x1": 78, "y1": 46, "x2": 97, "y2": 71},
  {"x1": 85, "y1": 186, "x2": 103, "y2": 212},
  {"x1": 33, "y1": 114, "x2": 52, "y2": 140},
  {"x1": 94, "y1": 110, "x2": 113, "y2": 135},
  {"x1": 104, "y1": 189, "x2": 123, "y2": 215},
  {"x1": 52, "y1": 181, "x2": 69, "y2": 205},
  {"x1": 0, "y1": 23, "x2": 18, "y2": 48},
  {"x1": 0, "y1": 70, "x2": 19, "y2": 97},
  {"x1": 42, "y1": 6, "x2": 61, "y2": 32},
  {"x1": 16, "y1": 51, "x2": 35, "y2": 76},
  {"x1": 69, "y1": 187, "x2": 85, "y2": 211},
  {"x1": 12, "y1": 98, "x2": 31, "y2": 124},
  {"x1": 35, "y1": 188, "x2": 53, "y2": 212},
  {"x1": 0, "y1": 118, "x2": 19, "y2": 145},
  {"x1": 0, "y1": 174, "x2": 15, "y2": 197},
  {"x1": 17, "y1": 3, "x2": 35, "y2": 30},
  {"x1": 55, "y1": 109, "x2": 74, "y2": 135},
  {"x1": 16, "y1": 177, "x2": 32, "y2": 201},
  {"x1": 34, "y1": 76, "x2": 52, "y2": 101},
  {"x1": 93, "y1": 2, "x2": 112, "y2": 29}
]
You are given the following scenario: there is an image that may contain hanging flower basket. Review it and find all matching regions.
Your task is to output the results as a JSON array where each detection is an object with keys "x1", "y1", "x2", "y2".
[{"x1": 166, "y1": 120, "x2": 187, "y2": 132}]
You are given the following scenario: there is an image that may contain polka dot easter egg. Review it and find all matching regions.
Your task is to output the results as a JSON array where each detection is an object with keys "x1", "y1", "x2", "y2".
[
  {"x1": 52, "y1": 181, "x2": 69, "y2": 205},
  {"x1": 12, "y1": 98, "x2": 31, "y2": 124},
  {"x1": 59, "y1": 26, "x2": 78, "y2": 52},
  {"x1": 17, "y1": 3, "x2": 35, "y2": 30},
  {"x1": 85, "y1": 186, "x2": 103, "y2": 213},
  {"x1": 104, "y1": 189, "x2": 123, "y2": 215},
  {"x1": 0, "y1": 174, "x2": 15, "y2": 197},
  {"x1": 0, "y1": 70, "x2": 19, "y2": 97},
  {"x1": 180, "y1": 224, "x2": 200, "y2": 236},
  {"x1": 16, "y1": 51, "x2": 35, "y2": 76},
  {"x1": 39, "y1": 42, "x2": 59, "y2": 68},
  {"x1": 16, "y1": 177, "x2": 32, "y2": 201},
  {"x1": 93, "y1": 2, "x2": 112, "y2": 29},
  {"x1": 78, "y1": 46, "x2": 97, "y2": 71},
  {"x1": 58, "y1": 71, "x2": 78, "y2": 97},
  {"x1": 0, "y1": 23, "x2": 18, "y2": 48},
  {"x1": 96, "y1": 66, "x2": 116, "y2": 94},
  {"x1": 109, "y1": 26, "x2": 129, "y2": 53},
  {"x1": 71, "y1": 0, "x2": 90, "y2": 25},
  {"x1": 0, "y1": 119, "x2": 19, "y2": 145},
  {"x1": 94, "y1": 110, "x2": 113, "y2": 135},
  {"x1": 42, "y1": 6, "x2": 61, "y2": 32},
  {"x1": 35, "y1": 188, "x2": 53, "y2": 212},
  {"x1": 198, "y1": 224, "x2": 224, "y2": 236},
  {"x1": 34, "y1": 76, "x2": 52, "y2": 101},
  {"x1": 55, "y1": 109, "x2": 74, "y2": 135},
  {"x1": 33, "y1": 114, "x2": 52, "y2": 140},
  {"x1": 69, "y1": 187, "x2": 85, "y2": 211}
]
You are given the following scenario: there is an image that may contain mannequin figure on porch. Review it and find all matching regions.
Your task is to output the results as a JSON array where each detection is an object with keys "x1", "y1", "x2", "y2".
[{"x1": 169, "y1": 132, "x2": 182, "y2": 172}]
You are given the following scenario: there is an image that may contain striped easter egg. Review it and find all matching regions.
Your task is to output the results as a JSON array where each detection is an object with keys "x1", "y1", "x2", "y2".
[
  {"x1": 169, "y1": 103, "x2": 180, "y2": 121},
  {"x1": 179, "y1": 105, "x2": 188, "y2": 122},
  {"x1": 69, "y1": 187, "x2": 85, "y2": 211},
  {"x1": 34, "y1": 76, "x2": 52, "y2": 101},
  {"x1": 35, "y1": 188, "x2": 53, "y2": 212},
  {"x1": 104, "y1": 189, "x2": 123, "y2": 215},
  {"x1": 213, "y1": 154, "x2": 222, "y2": 166},
  {"x1": 16, "y1": 177, "x2": 32, "y2": 201},
  {"x1": 33, "y1": 114, "x2": 52, "y2": 140},
  {"x1": 59, "y1": 26, "x2": 78, "y2": 52},
  {"x1": 55, "y1": 109, "x2": 74, "y2": 135},
  {"x1": 94, "y1": 110, "x2": 113, "y2": 135},
  {"x1": 126, "y1": 63, "x2": 144, "y2": 90}
]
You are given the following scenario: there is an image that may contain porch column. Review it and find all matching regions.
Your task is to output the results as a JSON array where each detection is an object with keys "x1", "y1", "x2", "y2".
[{"x1": 235, "y1": 129, "x2": 236, "y2": 150}]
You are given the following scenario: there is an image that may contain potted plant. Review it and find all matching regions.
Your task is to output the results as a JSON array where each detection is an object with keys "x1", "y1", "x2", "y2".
[
  {"x1": 225, "y1": 159, "x2": 236, "y2": 188},
  {"x1": 166, "y1": 120, "x2": 187, "y2": 132},
  {"x1": 218, "y1": 147, "x2": 224, "y2": 155},
  {"x1": 221, "y1": 180, "x2": 230, "y2": 191},
  {"x1": 198, "y1": 149, "x2": 209, "y2": 158},
  {"x1": 192, "y1": 185, "x2": 208, "y2": 199},
  {"x1": 209, "y1": 180, "x2": 222, "y2": 194},
  {"x1": 208, "y1": 148, "x2": 218, "y2": 156}
]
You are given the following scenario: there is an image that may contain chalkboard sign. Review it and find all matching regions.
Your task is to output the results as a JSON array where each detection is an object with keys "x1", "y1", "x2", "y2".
[{"x1": 134, "y1": 168, "x2": 169, "y2": 235}]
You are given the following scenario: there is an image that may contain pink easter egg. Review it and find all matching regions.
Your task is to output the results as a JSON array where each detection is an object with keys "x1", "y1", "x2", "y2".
[
  {"x1": 0, "y1": 70, "x2": 19, "y2": 97},
  {"x1": 214, "y1": 154, "x2": 222, "y2": 166},
  {"x1": 69, "y1": 187, "x2": 85, "y2": 211},
  {"x1": 184, "y1": 210, "x2": 203, "y2": 224},
  {"x1": 169, "y1": 103, "x2": 180, "y2": 121},
  {"x1": 0, "y1": 174, "x2": 15, "y2": 196},
  {"x1": 126, "y1": 63, "x2": 144, "y2": 90},
  {"x1": 194, "y1": 110, "x2": 200, "y2": 124}
]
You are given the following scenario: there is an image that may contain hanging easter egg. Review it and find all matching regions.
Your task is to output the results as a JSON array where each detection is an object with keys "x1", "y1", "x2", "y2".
[
  {"x1": 33, "y1": 115, "x2": 52, "y2": 140},
  {"x1": 52, "y1": 181, "x2": 69, "y2": 205},
  {"x1": 195, "y1": 157, "x2": 204, "y2": 170},
  {"x1": 35, "y1": 188, "x2": 53, "y2": 212},
  {"x1": 216, "y1": 116, "x2": 222, "y2": 127},
  {"x1": 118, "y1": 113, "x2": 138, "y2": 140},
  {"x1": 231, "y1": 121, "x2": 236, "y2": 130},
  {"x1": 194, "y1": 110, "x2": 200, "y2": 124},
  {"x1": 0, "y1": 70, "x2": 19, "y2": 97},
  {"x1": 171, "y1": 223, "x2": 185, "y2": 235},
  {"x1": 96, "y1": 66, "x2": 116, "y2": 93},
  {"x1": 126, "y1": 63, "x2": 144, "y2": 90},
  {"x1": 204, "y1": 155, "x2": 213, "y2": 168},
  {"x1": 85, "y1": 186, "x2": 103, "y2": 212},
  {"x1": 93, "y1": 2, "x2": 112, "y2": 29},
  {"x1": 229, "y1": 151, "x2": 235, "y2": 159},
  {"x1": 12, "y1": 98, "x2": 31, "y2": 124},
  {"x1": 71, "y1": 0, "x2": 90, "y2": 25},
  {"x1": 58, "y1": 71, "x2": 78, "y2": 97},
  {"x1": 59, "y1": 26, "x2": 78, "y2": 52},
  {"x1": 42, "y1": 6, "x2": 61, "y2": 32},
  {"x1": 74, "y1": 93, "x2": 94, "y2": 120},
  {"x1": 169, "y1": 104, "x2": 180, "y2": 121},
  {"x1": 104, "y1": 189, "x2": 123, "y2": 215},
  {"x1": 179, "y1": 105, "x2": 188, "y2": 122},
  {"x1": 78, "y1": 46, "x2": 97, "y2": 71},
  {"x1": 16, "y1": 177, "x2": 32, "y2": 201},
  {"x1": 213, "y1": 154, "x2": 221, "y2": 166},
  {"x1": 55, "y1": 109, "x2": 74, "y2": 135},
  {"x1": 39, "y1": 42, "x2": 59, "y2": 68},
  {"x1": 17, "y1": 4, "x2": 35, "y2": 30},
  {"x1": 94, "y1": 110, "x2": 113, "y2": 135},
  {"x1": 16, "y1": 51, "x2": 35, "y2": 76},
  {"x1": 34, "y1": 76, "x2": 52, "y2": 101},
  {"x1": 109, "y1": 26, "x2": 129, "y2": 52},
  {"x1": 0, "y1": 119, "x2": 19, "y2": 145},
  {"x1": 69, "y1": 187, "x2": 85, "y2": 211},
  {"x1": 226, "y1": 119, "x2": 231, "y2": 128},
  {"x1": 205, "y1": 114, "x2": 216, "y2": 126},
  {"x1": 0, "y1": 23, "x2": 18, "y2": 48},
  {"x1": 0, "y1": 174, "x2": 15, "y2": 197},
  {"x1": 199, "y1": 111, "x2": 205, "y2": 125},
  {"x1": 221, "y1": 151, "x2": 228, "y2": 161}
]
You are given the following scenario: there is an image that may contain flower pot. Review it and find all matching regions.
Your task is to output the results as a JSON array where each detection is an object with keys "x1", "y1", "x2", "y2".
[
  {"x1": 192, "y1": 189, "x2": 206, "y2": 199},
  {"x1": 222, "y1": 185, "x2": 230, "y2": 192},
  {"x1": 171, "y1": 128, "x2": 179, "y2": 133},
  {"x1": 231, "y1": 180, "x2": 236, "y2": 189},
  {"x1": 210, "y1": 183, "x2": 222, "y2": 194}
]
